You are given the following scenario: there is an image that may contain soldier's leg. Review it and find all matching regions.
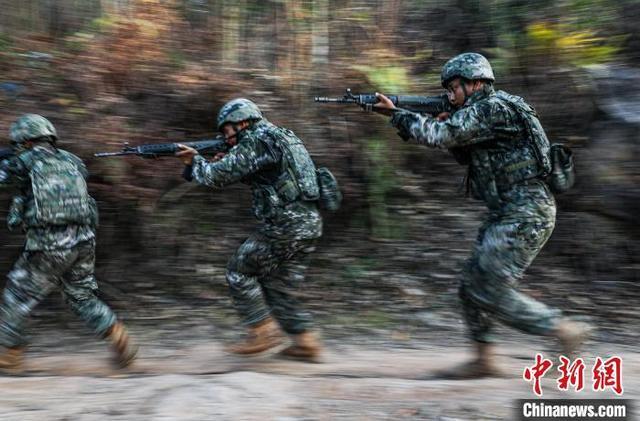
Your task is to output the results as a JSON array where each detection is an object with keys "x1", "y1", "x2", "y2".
[
  {"x1": 0, "y1": 251, "x2": 63, "y2": 349},
  {"x1": 436, "y1": 223, "x2": 506, "y2": 378},
  {"x1": 59, "y1": 241, "x2": 116, "y2": 337},
  {"x1": 460, "y1": 277, "x2": 495, "y2": 343},
  {"x1": 226, "y1": 233, "x2": 275, "y2": 326},
  {"x1": 261, "y1": 239, "x2": 321, "y2": 361},
  {"x1": 464, "y1": 218, "x2": 562, "y2": 336},
  {"x1": 0, "y1": 251, "x2": 64, "y2": 369},
  {"x1": 225, "y1": 233, "x2": 284, "y2": 354},
  {"x1": 260, "y1": 239, "x2": 316, "y2": 335},
  {"x1": 441, "y1": 217, "x2": 559, "y2": 379},
  {"x1": 458, "y1": 221, "x2": 496, "y2": 344},
  {"x1": 59, "y1": 241, "x2": 136, "y2": 367}
]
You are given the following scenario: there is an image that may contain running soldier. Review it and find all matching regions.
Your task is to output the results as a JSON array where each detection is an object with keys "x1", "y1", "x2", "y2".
[
  {"x1": 176, "y1": 99, "x2": 323, "y2": 361},
  {"x1": 0, "y1": 114, "x2": 137, "y2": 370},
  {"x1": 372, "y1": 53, "x2": 590, "y2": 378}
]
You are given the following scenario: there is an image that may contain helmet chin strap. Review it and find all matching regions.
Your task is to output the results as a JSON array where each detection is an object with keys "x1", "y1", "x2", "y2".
[
  {"x1": 46, "y1": 136, "x2": 58, "y2": 151},
  {"x1": 225, "y1": 122, "x2": 248, "y2": 142},
  {"x1": 461, "y1": 80, "x2": 486, "y2": 103},
  {"x1": 462, "y1": 80, "x2": 471, "y2": 103},
  {"x1": 35, "y1": 136, "x2": 58, "y2": 150}
]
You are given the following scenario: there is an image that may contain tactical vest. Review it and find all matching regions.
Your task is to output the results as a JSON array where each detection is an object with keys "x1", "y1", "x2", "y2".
[
  {"x1": 247, "y1": 123, "x2": 320, "y2": 219},
  {"x1": 459, "y1": 91, "x2": 552, "y2": 208},
  {"x1": 496, "y1": 91, "x2": 552, "y2": 175},
  {"x1": 269, "y1": 125, "x2": 320, "y2": 202},
  {"x1": 19, "y1": 148, "x2": 95, "y2": 226}
]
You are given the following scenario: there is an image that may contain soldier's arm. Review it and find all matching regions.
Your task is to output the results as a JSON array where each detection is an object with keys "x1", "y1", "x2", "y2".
[
  {"x1": 0, "y1": 160, "x2": 10, "y2": 186},
  {"x1": 190, "y1": 135, "x2": 278, "y2": 188},
  {"x1": 390, "y1": 102, "x2": 496, "y2": 149},
  {"x1": 0, "y1": 156, "x2": 27, "y2": 188}
]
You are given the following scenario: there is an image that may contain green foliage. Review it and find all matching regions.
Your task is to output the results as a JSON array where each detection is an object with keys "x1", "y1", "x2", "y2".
[
  {"x1": 420, "y1": 72, "x2": 441, "y2": 88},
  {"x1": 0, "y1": 33, "x2": 13, "y2": 52},
  {"x1": 338, "y1": 7, "x2": 373, "y2": 23},
  {"x1": 64, "y1": 15, "x2": 115, "y2": 52},
  {"x1": 563, "y1": 0, "x2": 619, "y2": 30},
  {"x1": 167, "y1": 49, "x2": 186, "y2": 69},
  {"x1": 352, "y1": 64, "x2": 411, "y2": 92},
  {"x1": 63, "y1": 32, "x2": 94, "y2": 53},
  {"x1": 483, "y1": 46, "x2": 516, "y2": 80},
  {"x1": 527, "y1": 22, "x2": 623, "y2": 65},
  {"x1": 360, "y1": 310, "x2": 394, "y2": 328},
  {"x1": 484, "y1": 0, "x2": 627, "y2": 72},
  {"x1": 342, "y1": 256, "x2": 378, "y2": 282},
  {"x1": 351, "y1": 61, "x2": 413, "y2": 240},
  {"x1": 365, "y1": 137, "x2": 406, "y2": 240},
  {"x1": 88, "y1": 16, "x2": 117, "y2": 33}
]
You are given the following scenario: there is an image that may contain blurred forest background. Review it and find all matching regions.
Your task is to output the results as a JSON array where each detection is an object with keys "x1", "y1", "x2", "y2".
[{"x1": 0, "y1": 0, "x2": 638, "y2": 346}]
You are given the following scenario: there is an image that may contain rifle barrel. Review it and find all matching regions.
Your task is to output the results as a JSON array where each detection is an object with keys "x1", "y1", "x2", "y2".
[
  {"x1": 314, "y1": 97, "x2": 355, "y2": 103},
  {"x1": 94, "y1": 151, "x2": 136, "y2": 157},
  {"x1": 94, "y1": 138, "x2": 228, "y2": 158}
]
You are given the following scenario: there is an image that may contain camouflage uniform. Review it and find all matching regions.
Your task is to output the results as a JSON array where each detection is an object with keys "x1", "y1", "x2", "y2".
[
  {"x1": 0, "y1": 116, "x2": 117, "y2": 349},
  {"x1": 390, "y1": 72, "x2": 562, "y2": 343},
  {"x1": 190, "y1": 118, "x2": 322, "y2": 334}
]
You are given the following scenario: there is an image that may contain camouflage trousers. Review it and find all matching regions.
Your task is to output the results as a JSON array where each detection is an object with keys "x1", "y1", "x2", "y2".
[
  {"x1": 0, "y1": 240, "x2": 117, "y2": 348},
  {"x1": 226, "y1": 232, "x2": 316, "y2": 334},
  {"x1": 460, "y1": 191, "x2": 562, "y2": 343}
]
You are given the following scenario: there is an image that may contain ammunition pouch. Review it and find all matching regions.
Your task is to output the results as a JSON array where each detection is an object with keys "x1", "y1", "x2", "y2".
[
  {"x1": 469, "y1": 146, "x2": 543, "y2": 209},
  {"x1": 274, "y1": 172, "x2": 301, "y2": 204},
  {"x1": 548, "y1": 143, "x2": 575, "y2": 193},
  {"x1": 252, "y1": 171, "x2": 305, "y2": 220},
  {"x1": 252, "y1": 185, "x2": 282, "y2": 220},
  {"x1": 316, "y1": 167, "x2": 342, "y2": 211}
]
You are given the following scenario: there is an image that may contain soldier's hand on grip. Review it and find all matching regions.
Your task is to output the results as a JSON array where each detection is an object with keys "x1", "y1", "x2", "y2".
[
  {"x1": 436, "y1": 112, "x2": 451, "y2": 121},
  {"x1": 176, "y1": 144, "x2": 198, "y2": 165},
  {"x1": 211, "y1": 152, "x2": 227, "y2": 162},
  {"x1": 371, "y1": 92, "x2": 397, "y2": 116}
]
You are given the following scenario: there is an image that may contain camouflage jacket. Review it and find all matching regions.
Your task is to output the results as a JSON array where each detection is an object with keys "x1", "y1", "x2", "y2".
[
  {"x1": 390, "y1": 85, "x2": 549, "y2": 209},
  {"x1": 190, "y1": 120, "x2": 322, "y2": 240},
  {"x1": 0, "y1": 145, "x2": 96, "y2": 251}
]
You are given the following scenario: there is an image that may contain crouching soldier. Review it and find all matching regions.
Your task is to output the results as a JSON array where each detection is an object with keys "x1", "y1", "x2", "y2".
[{"x1": 176, "y1": 99, "x2": 323, "y2": 362}]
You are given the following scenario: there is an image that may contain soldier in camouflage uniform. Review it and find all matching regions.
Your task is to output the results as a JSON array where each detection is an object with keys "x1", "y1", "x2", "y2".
[
  {"x1": 373, "y1": 53, "x2": 590, "y2": 378},
  {"x1": 176, "y1": 99, "x2": 323, "y2": 361},
  {"x1": 0, "y1": 114, "x2": 137, "y2": 370}
]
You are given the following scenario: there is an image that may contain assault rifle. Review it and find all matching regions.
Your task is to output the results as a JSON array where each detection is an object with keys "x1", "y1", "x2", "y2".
[
  {"x1": 314, "y1": 88, "x2": 453, "y2": 116},
  {"x1": 0, "y1": 147, "x2": 13, "y2": 161},
  {"x1": 94, "y1": 137, "x2": 230, "y2": 158}
]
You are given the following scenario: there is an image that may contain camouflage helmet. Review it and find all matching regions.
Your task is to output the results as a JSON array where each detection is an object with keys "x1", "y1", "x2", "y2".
[
  {"x1": 441, "y1": 53, "x2": 495, "y2": 88},
  {"x1": 10, "y1": 114, "x2": 57, "y2": 144},
  {"x1": 216, "y1": 98, "x2": 263, "y2": 131}
]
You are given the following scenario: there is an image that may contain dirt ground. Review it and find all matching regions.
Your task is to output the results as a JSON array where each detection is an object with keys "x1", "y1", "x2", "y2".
[{"x1": 0, "y1": 320, "x2": 636, "y2": 421}]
